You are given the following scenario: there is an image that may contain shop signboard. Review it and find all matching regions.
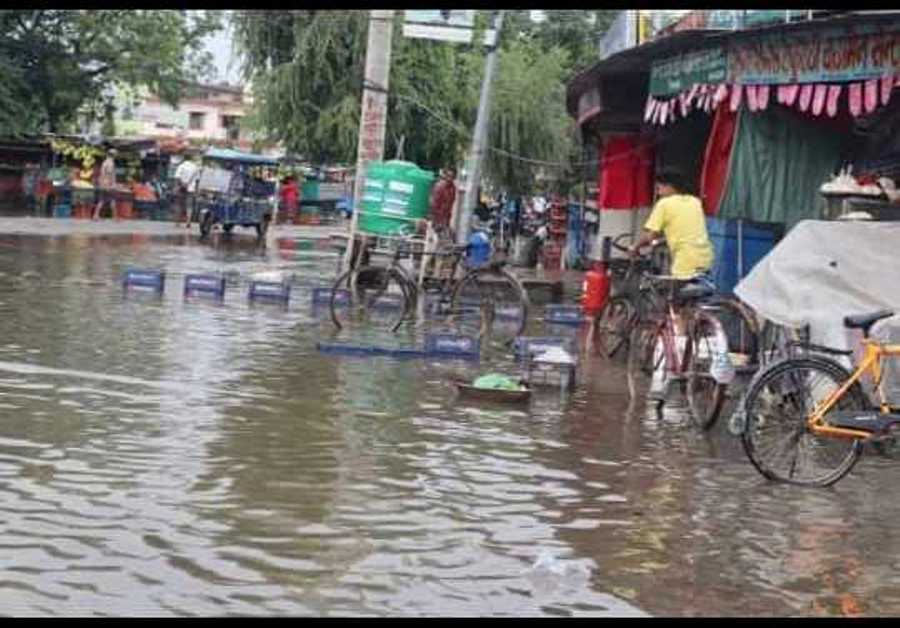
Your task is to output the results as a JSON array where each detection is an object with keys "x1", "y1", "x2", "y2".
[
  {"x1": 728, "y1": 22, "x2": 900, "y2": 85},
  {"x1": 649, "y1": 47, "x2": 728, "y2": 96}
]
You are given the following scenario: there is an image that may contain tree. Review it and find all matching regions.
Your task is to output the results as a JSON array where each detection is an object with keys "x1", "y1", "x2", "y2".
[
  {"x1": 483, "y1": 40, "x2": 574, "y2": 195},
  {"x1": 233, "y1": 11, "x2": 368, "y2": 164},
  {"x1": 0, "y1": 10, "x2": 221, "y2": 134},
  {"x1": 232, "y1": 10, "x2": 615, "y2": 193}
]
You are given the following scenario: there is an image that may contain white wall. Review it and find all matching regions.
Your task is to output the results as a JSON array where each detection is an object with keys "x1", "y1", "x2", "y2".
[{"x1": 588, "y1": 207, "x2": 652, "y2": 258}]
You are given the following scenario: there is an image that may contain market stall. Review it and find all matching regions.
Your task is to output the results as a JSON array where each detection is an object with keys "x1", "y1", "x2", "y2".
[{"x1": 0, "y1": 137, "x2": 53, "y2": 214}]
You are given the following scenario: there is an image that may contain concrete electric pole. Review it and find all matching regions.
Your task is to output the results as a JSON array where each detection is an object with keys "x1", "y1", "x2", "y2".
[
  {"x1": 344, "y1": 9, "x2": 395, "y2": 271},
  {"x1": 455, "y1": 10, "x2": 505, "y2": 246}
]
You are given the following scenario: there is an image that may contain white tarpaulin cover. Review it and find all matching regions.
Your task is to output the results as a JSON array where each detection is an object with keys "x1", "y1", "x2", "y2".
[{"x1": 735, "y1": 219, "x2": 900, "y2": 399}]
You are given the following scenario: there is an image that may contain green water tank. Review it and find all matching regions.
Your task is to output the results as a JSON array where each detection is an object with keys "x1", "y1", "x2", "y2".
[
  {"x1": 358, "y1": 161, "x2": 435, "y2": 236},
  {"x1": 301, "y1": 179, "x2": 320, "y2": 201}
]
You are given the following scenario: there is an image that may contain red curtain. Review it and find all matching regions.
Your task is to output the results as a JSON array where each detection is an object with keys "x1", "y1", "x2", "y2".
[
  {"x1": 700, "y1": 104, "x2": 738, "y2": 216},
  {"x1": 597, "y1": 135, "x2": 655, "y2": 210}
]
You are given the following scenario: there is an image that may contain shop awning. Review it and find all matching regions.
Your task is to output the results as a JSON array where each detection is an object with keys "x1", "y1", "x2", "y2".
[
  {"x1": 203, "y1": 148, "x2": 279, "y2": 166},
  {"x1": 566, "y1": 29, "x2": 728, "y2": 123}
]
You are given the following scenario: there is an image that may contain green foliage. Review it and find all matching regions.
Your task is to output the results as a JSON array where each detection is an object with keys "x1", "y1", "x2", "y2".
[
  {"x1": 387, "y1": 35, "x2": 476, "y2": 170},
  {"x1": 485, "y1": 40, "x2": 574, "y2": 195},
  {"x1": 0, "y1": 10, "x2": 221, "y2": 133},
  {"x1": 233, "y1": 11, "x2": 367, "y2": 163},
  {"x1": 232, "y1": 10, "x2": 614, "y2": 193}
]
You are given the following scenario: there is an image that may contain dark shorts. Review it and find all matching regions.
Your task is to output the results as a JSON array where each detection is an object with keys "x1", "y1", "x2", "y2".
[{"x1": 95, "y1": 189, "x2": 115, "y2": 204}]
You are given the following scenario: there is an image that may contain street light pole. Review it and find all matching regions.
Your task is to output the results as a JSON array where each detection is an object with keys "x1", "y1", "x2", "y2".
[{"x1": 455, "y1": 10, "x2": 505, "y2": 246}]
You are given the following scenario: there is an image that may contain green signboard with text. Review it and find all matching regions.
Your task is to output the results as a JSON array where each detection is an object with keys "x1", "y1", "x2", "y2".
[{"x1": 649, "y1": 48, "x2": 727, "y2": 96}]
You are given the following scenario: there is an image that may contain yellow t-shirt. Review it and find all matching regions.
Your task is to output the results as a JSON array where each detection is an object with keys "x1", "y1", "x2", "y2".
[{"x1": 644, "y1": 194, "x2": 714, "y2": 279}]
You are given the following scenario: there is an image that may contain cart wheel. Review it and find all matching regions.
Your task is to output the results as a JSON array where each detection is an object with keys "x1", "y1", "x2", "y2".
[
  {"x1": 199, "y1": 211, "x2": 213, "y2": 240},
  {"x1": 256, "y1": 215, "x2": 271, "y2": 240},
  {"x1": 223, "y1": 223, "x2": 234, "y2": 235}
]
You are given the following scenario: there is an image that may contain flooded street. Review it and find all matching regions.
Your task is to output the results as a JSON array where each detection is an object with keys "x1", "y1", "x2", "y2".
[{"x1": 1, "y1": 218, "x2": 899, "y2": 617}]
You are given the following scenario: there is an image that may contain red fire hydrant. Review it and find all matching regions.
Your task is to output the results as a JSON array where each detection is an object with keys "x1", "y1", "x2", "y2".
[{"x1": 582, "y1": 261, "x2": 610, "y2": 318}]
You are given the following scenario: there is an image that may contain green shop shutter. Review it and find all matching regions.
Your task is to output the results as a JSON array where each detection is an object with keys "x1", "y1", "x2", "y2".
[{"x1": 717, "y1": 107, "x2": 843, "y2": 229}]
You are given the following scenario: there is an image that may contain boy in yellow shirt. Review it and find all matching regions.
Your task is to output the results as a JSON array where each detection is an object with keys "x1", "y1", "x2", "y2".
[{"x1": 628, "y1": 168, "x2": 713, "y2": 278}]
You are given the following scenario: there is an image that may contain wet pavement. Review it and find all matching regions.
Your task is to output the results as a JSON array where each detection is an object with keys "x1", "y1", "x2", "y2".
[{"x1": 0, "y1": 217, "x2": 898, "y2": 617}]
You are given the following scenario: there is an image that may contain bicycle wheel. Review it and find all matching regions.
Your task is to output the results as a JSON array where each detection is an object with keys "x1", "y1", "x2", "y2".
[
  {"x1": 593, "y1": 296, "x2": 635, "y2": 358},
  {"x1": 741, "y1": 356, "x2": 865, "y2": 487},
  {"x1": 628, "y1": 322, "x2": 668, "y2": 414},
  {"x1": 449, "y1": 267, "x2": 528, "y2": 343},
  {"x1": 685, "y1": 311, "x2": 728, "y2": 430},
  {"x1": 628, "y1": 318, "x2": 664, "y2": 378},
  {"x1": 330, "y1": 265, "x2": 412, "y2": 333}
]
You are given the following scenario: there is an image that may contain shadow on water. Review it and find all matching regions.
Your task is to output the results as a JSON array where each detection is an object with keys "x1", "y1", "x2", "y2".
[{"x1": 0, "y1": 229, "x2": 896, "y2": 616}]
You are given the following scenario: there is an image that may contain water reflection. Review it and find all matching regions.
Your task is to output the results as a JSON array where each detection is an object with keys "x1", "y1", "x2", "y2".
[{"x1": 0, "y1": 229, "x2": 897, "y2": 616}]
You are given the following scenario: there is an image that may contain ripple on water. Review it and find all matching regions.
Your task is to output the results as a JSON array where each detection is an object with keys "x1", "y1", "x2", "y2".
[{"x1": 5, "y1": 230, "x2": 897, "y2": 616}]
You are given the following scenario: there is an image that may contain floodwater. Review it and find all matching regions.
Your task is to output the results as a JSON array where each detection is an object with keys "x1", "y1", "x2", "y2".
[{"x1": 0, "y1": 220, "x2": 899, "y2": 617}]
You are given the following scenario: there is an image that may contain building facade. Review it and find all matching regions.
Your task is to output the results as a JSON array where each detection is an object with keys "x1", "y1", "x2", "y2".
[{"x1": 115, "y1": 82, "x2": 255, "y2": 149}]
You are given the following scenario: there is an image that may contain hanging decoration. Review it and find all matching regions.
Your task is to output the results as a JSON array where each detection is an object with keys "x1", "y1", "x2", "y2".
[
  {"x1": 826, "y1": 85, "x2": 841, "y2": 118},
  {"x1": 811, "y1": 84, "x2": 827, "y2": 117}
]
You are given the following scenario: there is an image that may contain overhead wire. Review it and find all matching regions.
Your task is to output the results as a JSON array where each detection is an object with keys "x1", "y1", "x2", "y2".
[{"x1": 233, "y1": 10, "x2": 656, "y2": 169}]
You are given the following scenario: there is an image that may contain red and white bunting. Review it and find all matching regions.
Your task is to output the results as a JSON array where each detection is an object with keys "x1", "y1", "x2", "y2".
[
  {"x1": 644, "y1": 96, "x2": 656, "y2": 122},
  {"x1": 811, "y1": 84, "x2": 827, "y2": 116},
  {"x1": 730, "y1": 84, "x2": 743, "y2": 112},
  {"x1": 864, "y1": 78, "x2": 879, "y2": 114},
  {"x1": 826, "y1": 84, "x2": 841, "y2": 118},
  {"x1": 757, "y1": 84, "x2": 770, "y2": 111},
  {"x1": 882, "y1": 75, "x2": 893, "y2": 107},
  {"x1": 849, "y1": 82, "x2": 863, "y2": 117}
]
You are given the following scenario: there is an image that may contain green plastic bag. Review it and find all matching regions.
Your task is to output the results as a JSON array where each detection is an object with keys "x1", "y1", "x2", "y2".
[{"x1": 472, "y1": 373, "x2": 521, "y2": 391}]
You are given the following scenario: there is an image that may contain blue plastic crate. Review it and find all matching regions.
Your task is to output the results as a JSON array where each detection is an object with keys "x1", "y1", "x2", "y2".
[
  {"x1": 371, "y1": 346, "x2": 428, "y2": 359},
  {"x1": 317, "y1": 341, "x2": 377, "y2": 356},
  {"x1": 249, "y1": 281, "x2": 291, "y2": 303},
  {"x1": 494, "y1": 304, "x2": 526, "y2": 321},
  {"x1": 53, "y1": 204, "x2": 72, "y2": 218},
  {"x1": 545, "y1": 304, "x2": 585, "y2": 326},
  {"x1": 184, "y1": 274, "x2": 226, "y2": 299},
  {"x1": 122, "y1": 268, "x2": 165, "y2": 292},
  {"x1": 424, "y1": 334, "x2": 480, "y2": 359},
  {"x1": 312, "y1": 287, "x2": 350, "y2": 306},
  {"x1": 370, "y1": 294, "x2": 405, "y2": 310},
  {"x1": 514, "y1": 336, "x2": 576, "y2": 359}
]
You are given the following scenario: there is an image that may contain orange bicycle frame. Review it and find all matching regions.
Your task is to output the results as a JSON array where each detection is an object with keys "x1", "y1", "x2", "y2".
[{"x1": 808, "y1": 338, "x2": 900, "y2": 440}]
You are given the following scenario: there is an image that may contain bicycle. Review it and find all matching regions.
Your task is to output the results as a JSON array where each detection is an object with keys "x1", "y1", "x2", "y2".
[
  {"x1": 741, "y1": 309, "x2": 900, "y2": 486},
  {"x1": 592, "y1": 235, "x2": 667, "y2": 359},
  {"x1": 329, "y1": 224, "x2": 529, "y2": 343},
  {"x1": 627, "y1": 274, "x2": 734, "y2": 430}
]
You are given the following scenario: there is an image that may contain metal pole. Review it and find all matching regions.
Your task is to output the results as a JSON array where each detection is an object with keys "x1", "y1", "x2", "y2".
[
  {"x1": 343, "y1": 10, "x2": 395, "y2": 272},
  {"x1": 456, "y1": 10, "x2": 505, "y2": 246}
]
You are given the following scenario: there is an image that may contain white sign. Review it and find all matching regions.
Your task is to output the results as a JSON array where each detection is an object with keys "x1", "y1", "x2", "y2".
[
  {"x1": 403, "y1": 10, "x2": 496, "y2": 45},
  {"x1": 405, "y1": 10, "x2": 475, "y2": 28}
]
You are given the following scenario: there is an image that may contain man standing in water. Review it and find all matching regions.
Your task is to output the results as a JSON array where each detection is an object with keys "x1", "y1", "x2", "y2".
[
  {"x1": 628, "y1": 168, "x2": 715, "y2": 400},
  {"x1": 174, "y1": 155, "x2": 200, "y2": 228},
  {"x1": 429, "y1": 165, "x2": 457, "y2": 235},
  {"x1": 426, "y1": 166, "x2": 458, "y2": 280},
  {"x1": 92, "y1": 149, "x2": 117, "y2": 220}
]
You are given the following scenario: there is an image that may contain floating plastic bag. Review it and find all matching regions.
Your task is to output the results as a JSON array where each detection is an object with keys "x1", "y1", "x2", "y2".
[{"x1": 472, "y1": 373, "x2": 521, "y2": 391}]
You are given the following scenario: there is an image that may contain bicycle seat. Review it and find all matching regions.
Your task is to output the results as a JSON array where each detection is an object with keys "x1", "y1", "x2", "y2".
[
  {"x1": 844, "y1": 309, "x2": 894, "y2": 335},
  {"x1": 647, "y1": 274, "x2": 689, "y2": 285},
  {"x1": 677, "y1": 282, "x2": 716, "y2": 302}
]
